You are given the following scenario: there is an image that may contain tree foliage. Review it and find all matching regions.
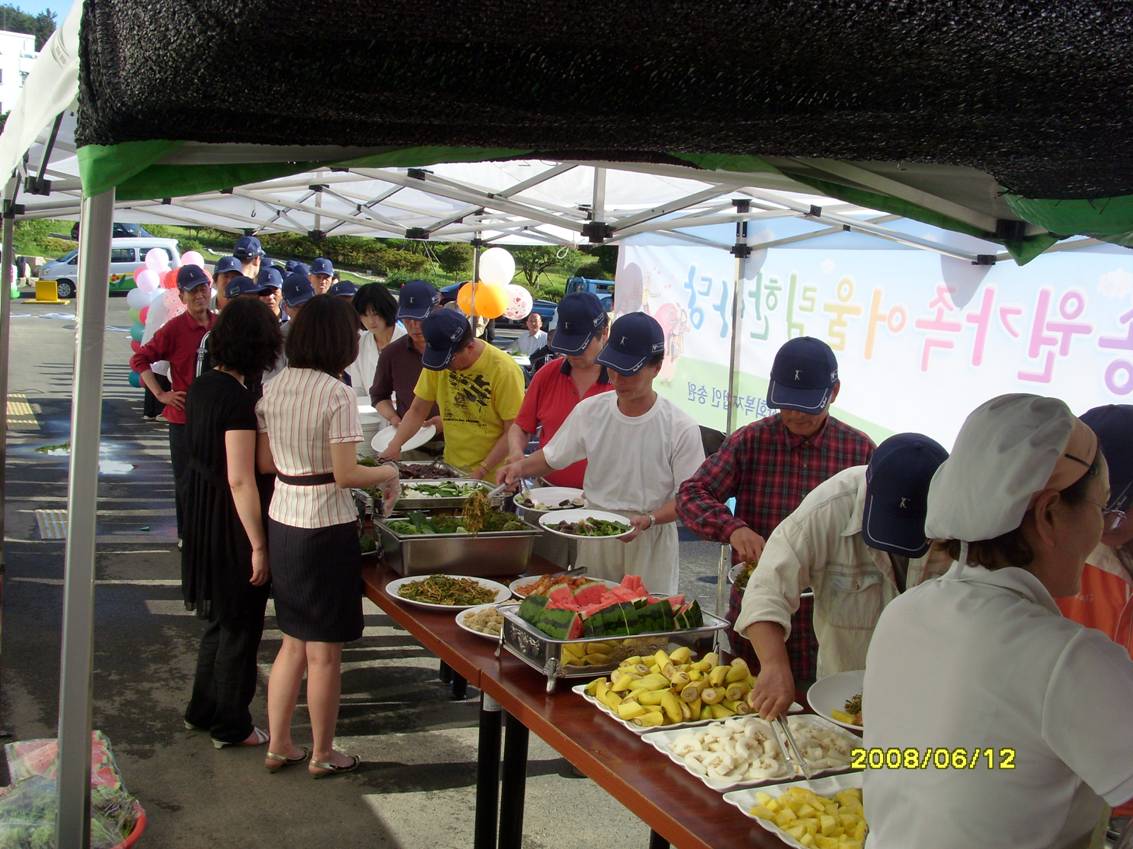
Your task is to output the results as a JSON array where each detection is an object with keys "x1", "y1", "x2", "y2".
[
  {"x1": 511, "y1": 246, "x2": 584, "y2": 287},
  {"x1": 0, "y1": 5, "x2": 56, "y2": 50}
]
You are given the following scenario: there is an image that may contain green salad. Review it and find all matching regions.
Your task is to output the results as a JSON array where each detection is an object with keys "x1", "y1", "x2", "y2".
[
  {"x1": 546, "y1": 516, "x2": 631, "y2": 537},
  {"x1": 386, "y1": 510, "x2": 526, "y2": 536},
  {"x1": 401, "y1": 481, "x2": 490, "y2": 499}
]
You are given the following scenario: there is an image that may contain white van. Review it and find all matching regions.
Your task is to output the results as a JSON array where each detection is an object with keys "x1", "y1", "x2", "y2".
[{"x1": 38, "y1": 236, "x2": 181, "y2": 298}]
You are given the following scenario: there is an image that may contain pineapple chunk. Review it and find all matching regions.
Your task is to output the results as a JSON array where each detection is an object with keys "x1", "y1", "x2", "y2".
[
  {"x1": 755, "y1": 791, "x2": 774, "y2": 806},
  {"x1": 815, "y1": 836, "x2": 838, "y2": 849},
  {"x1": 819, "y1": 814, "x2": 838, "y2": 836},
  {"x1": 798, "y1": 803, "x2": 818, "y2": 818},
  {"x1": 800, "y1": 835, "x2": 817, "y2": 848},
  {"x1": 786, "y1": 824, "x2": 808, "y2": 839},
  {"x1": 749, "y1": 805, "x2": 774, "y2": 821},
  {"x1": 775, "y1": 807, "x2": 799, "y2": 827}
]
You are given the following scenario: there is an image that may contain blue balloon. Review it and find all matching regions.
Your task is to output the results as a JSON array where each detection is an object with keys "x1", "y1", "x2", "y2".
[
  {"x1": 128, "y1": 371, "x2": 142, "y2": 388},
  {"x1": 129, "y1": 323, "x2": 144, "y2": 342}
]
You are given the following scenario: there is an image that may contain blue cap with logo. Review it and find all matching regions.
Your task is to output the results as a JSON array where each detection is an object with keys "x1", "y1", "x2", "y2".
[
  {"x1": 225, "y1": 275, "x2": 264, "y2": 299},
  {"x1": 766, "y1": 337, "x2": 839, "y2": 413},
  {"x1": 256, "y1": 267, "x2": 283, "y2": 290},
  {"x1": 176, "y1": 264, "x2": 211, "y2": 292},
  {"x1": 862, "y1": 433, "x2": 949, "y2": 557},
  {"x1": 213, "y1": 255, "x2": 241, "y2": 276},
  {"x1": 596, "y1": 312, "x2": 666, "y2": 376},
  {"x1": 282, "y1": 272, "x2": 316, "y2": 308},
  {"x1": 309, "y1": 257, "x2": 334, "y2": 278},
  {"x1": 1081, "y1": 404, "x2": 1133, "y2": 515},
  {"x1": 232, "y1": 235, "x2": 264, "y2": 260},
  {"x1": 551, "y1": 292, "x2": 607, "y2": 355},
  {"x1": 398, "y1": 279, "x2": 438, "y2": 321},
  {"x1": 328, "y1": 280, "x2": 358, "y2": 298},
  {"x1": 421, "y1": 309, "x2": 471, "y2": 370}
]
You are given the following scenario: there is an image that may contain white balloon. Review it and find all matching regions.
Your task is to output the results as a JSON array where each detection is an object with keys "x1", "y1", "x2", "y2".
[
  {"x1": 135, "y1": 268, "x2": 159, "y2": 292},
  {"x1": 503, "y1": 284, "x2": 533, "y2": 320},
  {"x1": 144, "y1": 248, "x2": 170, "y2": 272},
  {"x1": 125, "y1": 287, "x2": 150, "y2": 309},
  {"x1": 478, "y1": 247, "x2": 515, "y2": 286}
]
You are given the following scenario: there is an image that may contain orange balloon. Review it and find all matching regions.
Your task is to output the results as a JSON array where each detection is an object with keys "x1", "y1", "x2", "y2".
[
  {"x1": 457, "y1": 280, "x2": 508, "y2": 319},
  {"x1": 161, "y1": 267, "x2": 180, "y2": 289}
]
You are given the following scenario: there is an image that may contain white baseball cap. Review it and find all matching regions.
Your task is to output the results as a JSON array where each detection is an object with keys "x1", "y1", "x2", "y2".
[{"x1": 925, "y1": 393, "x2": 1098, "y2": 542}]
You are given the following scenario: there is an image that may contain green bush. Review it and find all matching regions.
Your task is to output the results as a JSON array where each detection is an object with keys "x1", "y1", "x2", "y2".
[
  {"x1": 42, "y1": 237, "x2": 76, "y2": 257},
  {"x1": 573, "y1": 261, "x2": 611, "y2": 280},
  {"x1": 385, "y1": 269, "x2": 454, "y2": 289}
]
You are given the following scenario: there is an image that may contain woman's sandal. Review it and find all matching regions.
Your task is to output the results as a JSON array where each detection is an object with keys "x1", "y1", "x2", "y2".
[
  {"x1": 211, "y1": 726, "x2": 269, "y2": 750},
  {"x1": 264, "y1": 747, "x2": 310, "y2": 772},
  {"x1": 308, "y1": 754, "x2": 361, "y2": 779}
]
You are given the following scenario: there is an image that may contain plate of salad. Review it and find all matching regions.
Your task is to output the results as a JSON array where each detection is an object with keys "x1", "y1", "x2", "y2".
[
  {"x1": 539, "y1": 509, "x2": 634, "y2": 539},
  {"x1": 388, "y1": 574, "x2": 511, "y2": 610}
]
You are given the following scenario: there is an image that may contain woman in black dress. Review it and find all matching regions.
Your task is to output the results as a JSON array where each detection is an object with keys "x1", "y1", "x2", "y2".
[{"x1": 181, "y1": 298, "x2": 282, "y2": 750}]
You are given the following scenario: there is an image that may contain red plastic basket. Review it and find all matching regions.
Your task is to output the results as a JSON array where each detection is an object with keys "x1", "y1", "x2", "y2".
[{"x1": 112, "y1": 804, "x2": 146, "y2": 849}]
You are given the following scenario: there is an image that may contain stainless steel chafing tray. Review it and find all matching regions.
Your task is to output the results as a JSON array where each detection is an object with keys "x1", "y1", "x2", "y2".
[
  {"x1": 374, "y1": 512, "x2": 543, "y2": 577},
  {"x1": 394, "y1": 479, "x2": 495, "y2": 511}
]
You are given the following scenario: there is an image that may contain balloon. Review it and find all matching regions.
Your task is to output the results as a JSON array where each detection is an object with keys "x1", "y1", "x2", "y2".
[
  {"x1": 478, "y1": 248, "x2": 515, "y2": 286},
  {"x1": 138, "y1": 306, "x2": 149, "y2": 324},
  {"x1": 145, "y1": 248, "x2": 171, "y2": 271},
  {"x1": 132, "y1": 264, "x2": 147, "y2": 283},
  {"x1": 125, "y1": 287, "x2": 150, "y2": 309},
  {"x1": 134, "y1": 269, "x2": 159, "y2": 293},
  {"x1": 130, "y1": 324, "x2": 144, "y2": 342},
  {"x1": 180, "y1": 251, "x2": 205, "y2": 268},
  {"x1": 129, "y1": 340, "x2": 141, "y2": 353},
  {"x1": 128, "y1": 371, "x2": 142, "y2": 388},
  {"x1": 503, "y1": 284, "x2": 534, "y2": 321},
  {"x1": 161, "y1": 267, "x2": 179, "y2": 289},
  {"x1": 457, "y1": 281, "x2": 508, "y2": 319},
  {"x1": 128, "y1": 307, "x2": 141, "y2": 323},
  {"x1": 163, "y1": 286, "x2": 186, "y2": 319}
]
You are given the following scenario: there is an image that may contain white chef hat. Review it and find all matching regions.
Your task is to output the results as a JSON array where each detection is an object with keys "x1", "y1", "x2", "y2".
[{"x1": 925, "y1": 394, "x2": 1098, "y2": 542}]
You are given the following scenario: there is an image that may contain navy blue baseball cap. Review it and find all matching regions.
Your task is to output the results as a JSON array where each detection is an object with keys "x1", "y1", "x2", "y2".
[
  {"x1": 767, "y1": 337, "x2": 839, "y2": 413},
  {"x1": 328, "y1": 280, "x2": 358, "y2": 298},
  {"x1": 225, "y1": 275, "x2": 263, "y2": 299},
  {"x1": 398, "y1": 279, "x2": 438, "y2": 321},
  {"x1": 551, "y1": 292, "x2": 608, "y2": 355},
  {"x1": 281, "y1": 272, "x2": 315, "y2": 308},
  {"x1": 256, "y1": 267, "x2": 283, "y2": 290},
  {"x1": 232, "y1": 235, "x2": 264, "y2": 260},
  {"x1": 597, "y1": 312, "x2": 666, "y2": 376},
  {"x1": 310, "y1": 257, "x2": 334, "y2": 277},
  {"x1": 1081, "y1": 405, "x2": 1133, "y2": 515},
  {"x1": 176, "y1": 264, "x2": 211, "y2": 292},
  {"x1": 862, "y1": 433, "x2": 949, "y2": 557},
  {"x1": 421, "y1": 309, "x2": 472, "y2": 370},
  {"x1": 213, "y1": 255, "x2": 241, "y2": 276}
]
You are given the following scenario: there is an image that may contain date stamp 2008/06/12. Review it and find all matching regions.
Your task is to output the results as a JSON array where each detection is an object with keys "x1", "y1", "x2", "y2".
[{"x1": 850, "y1": 747, "x2": 1016, "y2": 771}]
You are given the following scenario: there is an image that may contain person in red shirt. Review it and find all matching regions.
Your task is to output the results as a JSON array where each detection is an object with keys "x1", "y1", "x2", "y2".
[
  {"x1": 130, "y1": 265, "x2": 217, "y2": 544},
  {"x1": 676, "y1": 337, "x2": 874, "y2": 684},
  {"x1": 505, "y1": 292, "x2": 613, "y2": 488}
]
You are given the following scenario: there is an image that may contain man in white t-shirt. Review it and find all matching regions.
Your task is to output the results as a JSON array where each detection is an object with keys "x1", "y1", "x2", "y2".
[
  {"x1": 509, "y1": 312, "x2": 548, "y2": 356},
  {"x1": 499, "y1": 312, "x2": 704, "y2": 594}
]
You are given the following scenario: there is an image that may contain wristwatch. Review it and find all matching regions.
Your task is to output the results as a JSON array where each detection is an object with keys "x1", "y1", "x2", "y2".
[{"x1": 646, "y1": 512, "x2": 656, "y2": 529}]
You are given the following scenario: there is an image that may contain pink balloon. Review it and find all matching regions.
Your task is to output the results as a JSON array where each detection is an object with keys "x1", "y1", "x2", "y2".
[
  {"x1": 503, "y1": 284, "x2": 534, "y2": 321},
  {"x1": 180, "y1": 251, "x2": 204, "y2": 268},
  {"x1": 164, "y1": 286, "x2": 186, "y2": 318},
  {"x1": 135, "y1": 269, "x2": 159, "y2": 292},
  {"x1": 132, "y1": 264, "x2": 147, "y2": 282},
  {"x1": 145, "y1": 247, "x2": 170, "y2": 271},
  {"x1": 138, "y1": 306, "x2": 149, "y2": 324}
]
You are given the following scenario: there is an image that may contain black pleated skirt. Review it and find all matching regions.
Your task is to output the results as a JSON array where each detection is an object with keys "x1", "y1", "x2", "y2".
[{"x1": 268, "y1": 519, "x2": 363, "y2": 643}]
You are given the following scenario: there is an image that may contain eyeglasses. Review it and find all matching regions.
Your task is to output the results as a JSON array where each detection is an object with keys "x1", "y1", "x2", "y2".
[{"x1": 1081, "y1": 496, "x2": 1127, "y2": 531}]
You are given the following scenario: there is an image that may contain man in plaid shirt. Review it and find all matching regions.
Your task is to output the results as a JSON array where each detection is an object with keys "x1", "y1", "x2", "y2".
[{"x1": 676, "y1": 337, "x2": 874, "y2": 685}]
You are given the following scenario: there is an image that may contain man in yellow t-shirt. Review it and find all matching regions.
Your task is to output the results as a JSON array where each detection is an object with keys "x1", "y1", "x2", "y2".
[{"x1": 380, "y1": 309, "x2": 524, "y2": 478}]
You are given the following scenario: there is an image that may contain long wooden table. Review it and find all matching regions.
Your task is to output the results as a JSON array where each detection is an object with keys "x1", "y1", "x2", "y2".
[{"x1": 362, "y1": 562, "x2": 796, "y2": 849}]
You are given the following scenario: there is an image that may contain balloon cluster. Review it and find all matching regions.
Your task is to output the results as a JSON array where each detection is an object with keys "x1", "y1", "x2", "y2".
[
  {"x1": 127, "y1": 249, "x2": 208, "y2": 388},
  {"x1": 457, "y1": 247, "x2": 532, "y2": 321}
]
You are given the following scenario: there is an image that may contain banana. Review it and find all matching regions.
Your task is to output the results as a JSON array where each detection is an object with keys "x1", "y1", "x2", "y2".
[
  {"x1": 728, "y1": 657, "x2": 752, "y2": 677},
  {"x1": 633, "y1": 664, "x2": 652, "y2": 676},
  {"x1": 637, "y1": 689, "x2": 666, "y2": 706},
  {"x1": 587, "y1": 641, "x2": 614, "y2": 654},
  {"x1": 632, "y1": 710, "x2": 666, "y2": 728},
  {"x1": 725, "y1": 662, "x2": 751, "y2": 684},
  {"x1": 679, "y1": 682, "x2": 702, "y2": 703},
  {"x1": 617, "y1": 700, "x2": 646, "y2": 720},
  {"x1": 700, "y1": 687, "x2": 724, "y2": 705},
  {"x1": 687, "y1": 668, "x2": 703, "y2": 682},
  {"x1": 699, "y1": 704, "x2": 714, "y2": 721},
  {"x1": 699, "y1": 651, "x2": 720, "y2": 668},
  {"x1": 667, "y1": 671, "x2": 691, "y2": 690},
  {"x1": 660, "y1": 692, "x2": 683, "y2": 723},
  {"x1": 708, "y1": 665, "x2": 730, "y2": 687},
  {"x1": 679, "y1": 700, "x2": 692, "y2": 721},
  {"x1": 584, "y1": 677, "x2": 603, "y2": 696},
  {"x1": 653, "y1": 649, "x2": 671, "y2": 670},
  {"x1": 724, "y1": 682, "x2": 750, "y2": 703},
  {"x1": 708, "y1": 704, "x2": 735, "y2": 719},
  {"x1": 600, "y1": 690, "x2": 623, "y2": 710},
  {"x1": 668, "y1": 646, "x2": 693, "y2": 665},
  {"x1": 688, "y1": 698, "x2": 702, "y2": 716},
  {"x1": 621, "y1": 655, "x2": 643, "y2": 667},
  {"x1": 610, "y1": 672, "x2": 636, "y2": 693},
  {"x1": 594, "y1": 679, "x2": 609, "y2": 701},
  {"x1": 586, "y1": 652, "x2": 612, "y2": 665},
  {"x1": 722, "y1": 699, "x2": 752, "y2": 715},
  {"x1": 629, "y1": 673, "x2": 671, "y2": 691}
]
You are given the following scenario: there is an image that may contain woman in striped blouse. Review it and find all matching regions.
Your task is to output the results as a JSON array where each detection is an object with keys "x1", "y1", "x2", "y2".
[{"x1": 256, "y1": 295, "x2": 399, "y2": 777}]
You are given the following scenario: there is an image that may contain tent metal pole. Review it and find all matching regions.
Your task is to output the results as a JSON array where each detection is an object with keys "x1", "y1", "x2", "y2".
[
  {"x1": 56, "y1": 188, "x2": 115, "y2": 849},
  {"x1": 0, "y1": 173, "x2": 18, "y2": 571},
  {"x1": 470, "y1": 234, "x2": 482, "y2": 324}
]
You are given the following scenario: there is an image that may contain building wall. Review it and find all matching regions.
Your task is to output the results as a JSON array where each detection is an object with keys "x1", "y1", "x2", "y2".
[{"x1": 0, "y1": 30, "x2": 37, "y2": 115}]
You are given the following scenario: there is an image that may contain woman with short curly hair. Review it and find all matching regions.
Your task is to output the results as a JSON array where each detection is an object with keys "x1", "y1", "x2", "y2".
[{"x1": 181, "y1": 297, "x2": 283, "y2": 749}]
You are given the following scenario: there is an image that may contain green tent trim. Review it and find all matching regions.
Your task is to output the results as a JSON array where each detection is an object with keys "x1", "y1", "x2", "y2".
[{"x1": 1004, "y1": 194, "x2": 1133, "y2": 249}]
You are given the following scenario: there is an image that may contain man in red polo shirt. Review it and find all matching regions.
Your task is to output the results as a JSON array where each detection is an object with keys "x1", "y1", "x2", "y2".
[
  {"x1": 676, "y1": 337, "x2": 874, "y2": 685},
  {"x1": 130, "y1": 265, "x2": 217, "y2": 546},
  {"x1": 505, "y1": 292, "x2": 613, "y2": 488}
]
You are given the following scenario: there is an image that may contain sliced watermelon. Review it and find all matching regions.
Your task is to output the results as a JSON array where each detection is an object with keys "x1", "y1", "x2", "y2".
[
  {"x1": 620, "y1": 574, "x2": 648, "y2": 594},
  {"x1": 546, "y1": 585, "x2": 581, "y2": 611},
  {"x1": 572, "y1": 582, "x2": 607, "y2": 607},
  {"x1": 667, "y1": 594, "x2": 686, "y2": 611}
]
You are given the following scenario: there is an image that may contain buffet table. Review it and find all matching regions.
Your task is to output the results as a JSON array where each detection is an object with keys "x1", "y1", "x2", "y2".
[{"x1": 361, "y1": 562, "x2": 795, "y2": 849}]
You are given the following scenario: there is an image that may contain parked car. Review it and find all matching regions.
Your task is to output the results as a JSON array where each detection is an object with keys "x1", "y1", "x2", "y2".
[
  {"x1": 565, "y1": 276, "x2": 615, "y2": 298},
  {"x1": 70, "y1": 222, "x2": 155, "y2": 241},
  {"x1": 38, "y1": 236, "x2": 181, "y2": 298}
]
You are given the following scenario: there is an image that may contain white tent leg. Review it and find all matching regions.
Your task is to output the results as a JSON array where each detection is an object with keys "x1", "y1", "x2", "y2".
[
  {"x1": 0, "y1": 174, "x2": 17, "y2": 571},
  {"x1": 56, "y1": 188, "x2": 114, "y2": 849}
]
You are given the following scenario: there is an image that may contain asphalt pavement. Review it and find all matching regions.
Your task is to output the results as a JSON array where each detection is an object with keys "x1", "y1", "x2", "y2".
[{"x1": 0, "y1": 297, "x2": 727, "y2": 849}]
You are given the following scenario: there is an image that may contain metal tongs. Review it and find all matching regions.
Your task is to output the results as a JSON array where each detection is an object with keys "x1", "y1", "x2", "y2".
[{"x1": 773, "y1": 715, "x2": 814, "y2": 780}]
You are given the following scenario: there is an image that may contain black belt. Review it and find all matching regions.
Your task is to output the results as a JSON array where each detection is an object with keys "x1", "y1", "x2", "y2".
[{"x1": 277, "y1": 471, "x2": 336, "y2": 486}]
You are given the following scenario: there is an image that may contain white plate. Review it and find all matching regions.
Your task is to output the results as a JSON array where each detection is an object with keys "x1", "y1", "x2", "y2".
[
  {"x1": 539, "y1": 508, "x2": 633, "y2": 540},
  {"x1": 455, "y1": 602, "x2": 517, "y2": 641},
  {"x1": 807, "y1": 669, "x2": 865, "y2": 732},
  {"x1": 386, "y1": 575, "x2": 511, "y2": 611},
  {"x1": 572, "y1": 683, "x2": 803, "y2": 737},
  {"x1": 508, "y1": 574, "x2": 619, "y2": 599},
  {"x1": 722, "y1": 772, "x2": 865, "y2": 847},
  {"x1": 640, "y1": 716, "x2": 794, "y2": 791},
  {"x1": 509, "y1": 353, "x2": 531, "y2": 367},
  {"x1": 371, "y1": 423, "x2": 436, "y2": 453},
  {"x1": 513, "y1": 486, "x2": 586, "y2": 512}
]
